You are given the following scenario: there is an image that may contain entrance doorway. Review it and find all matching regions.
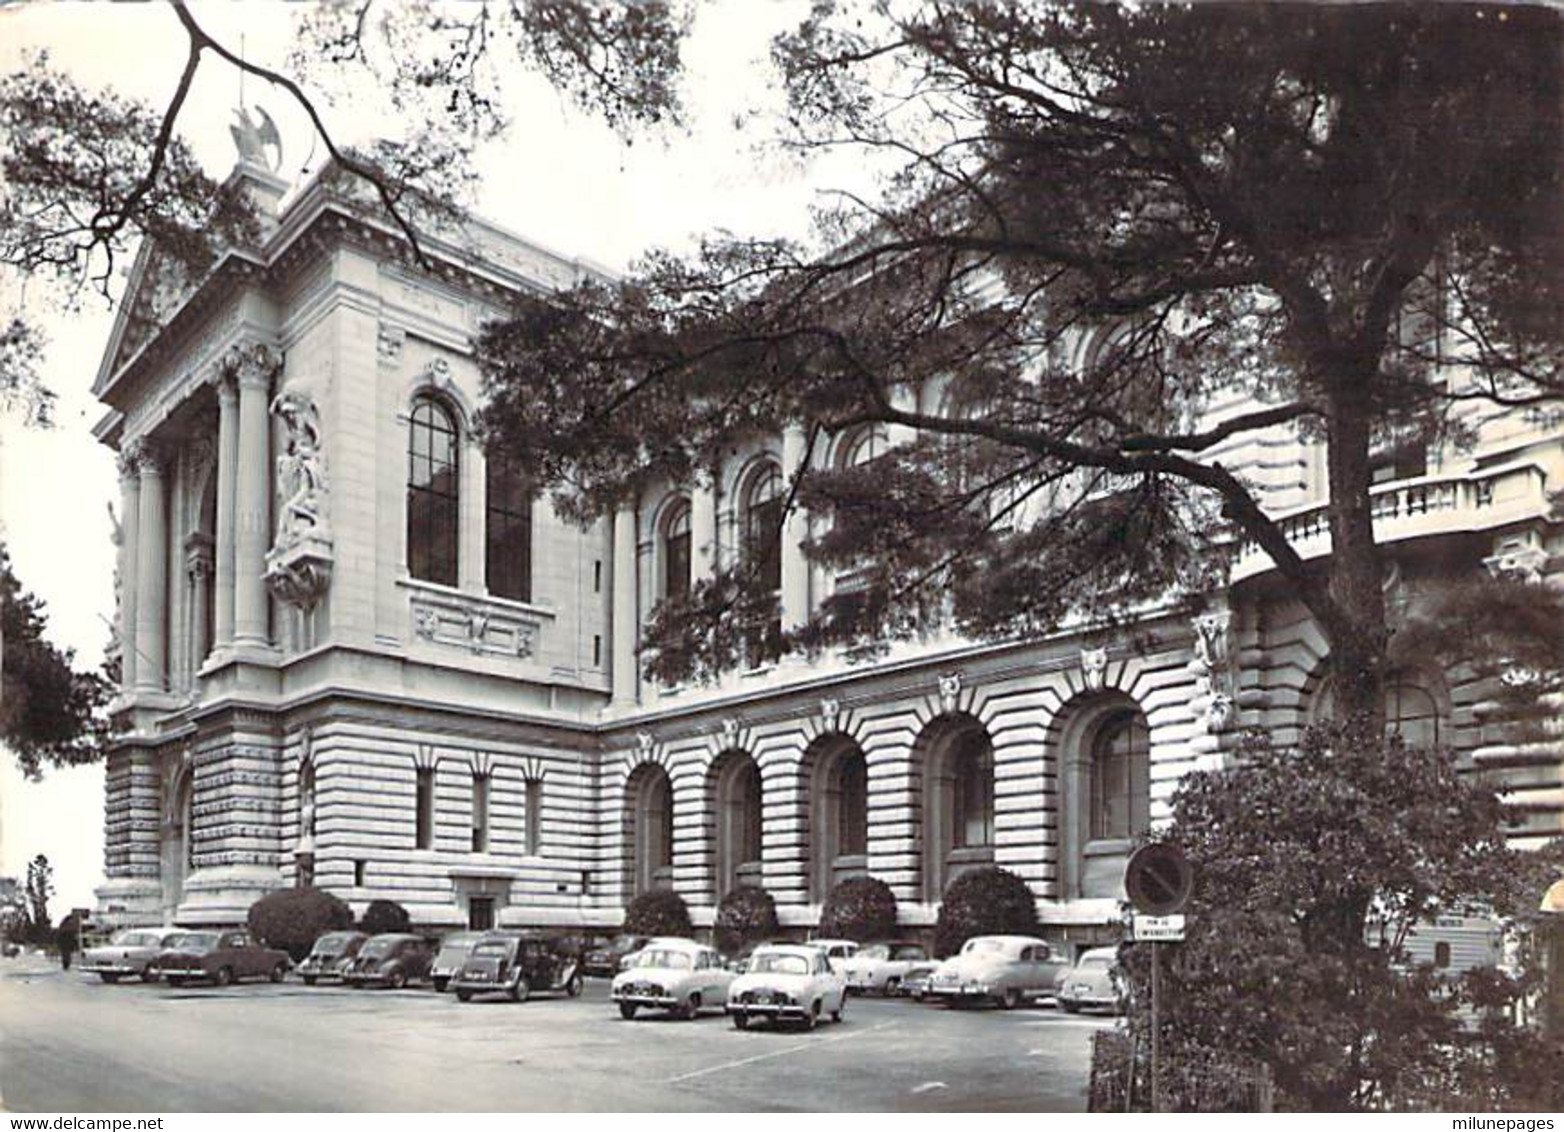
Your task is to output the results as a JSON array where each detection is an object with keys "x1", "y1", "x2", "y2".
[{"x1": 468, "y1": 896, "x2": 495, "y2": 931}]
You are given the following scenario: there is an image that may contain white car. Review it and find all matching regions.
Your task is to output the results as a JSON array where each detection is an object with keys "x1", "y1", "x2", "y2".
[
  {"x1": 611, "y1": 939, "x2": 733, "y2": 1019},
  {"x1": 926, "y1": 935, "x2": 1068, "y2": 1009},
  {"x1": 80, "y1": 927, "x2": 182, "y2": 983},
  {"x1": 803, "y1": 937, "x2": 860, "y2": 973},
  {"x1": 842, "y1": 940, "x2": 932, "y2": 995},
  {"x1": 726, "y1": 944, "x2": 847, "y2": 1030}
]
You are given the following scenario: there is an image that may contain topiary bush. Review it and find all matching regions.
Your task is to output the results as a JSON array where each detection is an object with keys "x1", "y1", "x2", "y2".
[
  {"x1": 933, "y1": 866, "x2": 1039, "y2": 958},
  {"x1": 247, "y1": 886, "x2": 354, "y2": 961},
  {"x1": 358, "y1": 898, "x2": 412, "y2": 936},
  {"x1": 819, "y1": 876, "x2": 898, "y2": 942},
  {"x1": 714, "y1": 885, "x2": 779, "y2": 956},
  {"x1": 622, "y1": 888, "x2": 694, "y2": 937}
]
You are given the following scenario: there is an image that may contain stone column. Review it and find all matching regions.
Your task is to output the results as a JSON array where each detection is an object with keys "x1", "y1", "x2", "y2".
[
  {"x1": 117, "y1": 455, "x2": 142, "y2": 693},
  {"x1": 780, "y1": 425, "x2": 810, "y2": 631},
  {"x1": 232, "y1": 351, "x2": 275, "y2": 648},
  {"x1": 186, "y1": 535, "x2": 214, "y2": 675},
  {"x1": 133, "y1": 445, "x2": 167, "y2": 693},
  {"x1": 611, "y1": 504, "x2": 639, "y2": 707},
  {"x1": 691, "y1": 470, "x2": 718, "y2": 583},
  {"x1": 213, "y1": 375, "x2": 238, "y2": 652}
]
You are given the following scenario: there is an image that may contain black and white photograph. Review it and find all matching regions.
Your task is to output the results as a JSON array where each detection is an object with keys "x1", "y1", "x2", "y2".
[{"x1": 0, "y1": 0, "x2": 1562, "y2": 1116}]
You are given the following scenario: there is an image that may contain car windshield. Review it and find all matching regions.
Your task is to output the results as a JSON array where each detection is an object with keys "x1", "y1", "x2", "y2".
[
  {"x1": 313, "y1": 933, "x2": 357, "y2": 953},
  {"x1": 360, "y1": 938, "x2": 401, "y2": 957},
  {"x1": 750, "y1": 953, "x2": 809, "y2": 975},
  {"x1": 857, "y1": 945, "x2": 890, "y2": 960},
  {"x1": 169, "y1": 932, "x2": 219, "y2": 950},
  {"x1": 634, "y1": 949, "x2": 692, "y2": 970},
  {"x1": 472, "y1": 940, "x2": 514, "y2": 957},
  {"x1": 112, "y1": 931, "x2": 159, "y2": 947},
  {"x1": 609, "y1": 935, "x2": 641, "y2": 951},
  {"x1": 1080, "y1": 955, "x2": 1113, "y2": 970},
  {"x1": 891, "y1": 945, "x2": 927, "y2": 960},
  {"x1": 437, "y1": 935, "x2": 480, "y2": 955},
  {"x1": 962, "y1": 938, "x2": 1011, "y2": 956}
]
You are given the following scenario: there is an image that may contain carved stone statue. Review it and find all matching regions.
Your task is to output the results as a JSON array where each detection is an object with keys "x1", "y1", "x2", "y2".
[
  {"x1": 271, "y1": 390, "x2": 327, "y2": 545},
  {"x1": 230, "y1": 105, "x2": 283, "y2": 173}
]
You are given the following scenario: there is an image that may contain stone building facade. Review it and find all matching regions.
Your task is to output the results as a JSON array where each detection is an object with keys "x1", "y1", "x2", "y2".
[{"x1": 93, "y1": 155, "x2": 1564, "y2": 952}]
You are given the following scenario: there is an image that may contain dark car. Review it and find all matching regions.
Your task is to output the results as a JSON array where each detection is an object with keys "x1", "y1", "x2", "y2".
[
  {"x1": 153, "y1": 930, "x2": 290, "y2": 988},
  {"x1": 583, "y1": 933, "x2": 648, "y2": 977},
  {"x1": 342, "y1": 933, "x2": 432, "y2": 989},
  {"x1": 453, "y1": 931, "x2": 583, "y2": 1003},
  {"x1": 296, "y1": 930, "x2": 369, "y2": 985}
]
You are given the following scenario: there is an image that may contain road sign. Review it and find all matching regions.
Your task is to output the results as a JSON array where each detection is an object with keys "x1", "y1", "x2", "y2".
[
  {"x1": 1124, "y1": 842, "x2": 1193, "y2": 916},
  {"x1": 1132, "y1": 914, "x2": 1187, "y2": 943}
]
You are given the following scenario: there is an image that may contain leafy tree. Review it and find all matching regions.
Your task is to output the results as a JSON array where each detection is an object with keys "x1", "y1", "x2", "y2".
[
  {"x1": 1121, "y1": 721, "x2": 1564, "y2": 1112},
  {"x1": 713, "y1": 885, "x2": 779, "y2": 957},
  {"x1": 932, "y1": 865, "x2": 1038, "y2": 958},
  {"x1": 621, "y1": 888, "x2": 693, "y2": 938},
  {"x1": 474, "y1": 2, "x2": 1564, "y2": 727},
  {"x1": 23, "y1": 854, "x2": 53, "y2": 943},
  {"x1": 357, "y1": 898, "x2": 411, "y2": 936},
  {"x1": 247, "y1": 886, "x2": 354, "y2": 962},
  {"x1": 1, "y1": 544, "x2": 109, "y2": 778},
  {"x1": 819, "y1": 876, "x2": 898, "y2": 942}
]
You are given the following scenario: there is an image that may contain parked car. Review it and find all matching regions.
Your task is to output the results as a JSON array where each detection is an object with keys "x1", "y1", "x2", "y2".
[
  {"x1": 726, "y1": 943, "x2": 847, "y2": 1030},
  {"x1": 900, "y1": 960, "x2": 940, "y2": 1001},
  {"x1": 583, "y1": 933, "x2": 649, "y2": 977},
  {"x1": 154, "y1": 930, "x2": 290, "y2": 987},
  {"x1": 611, "y1": 938, "x2": 733, "y2": 1020},
  {"x1": 453, "y1": 931, "x2": 583, "y2": 1003},
  {"x1": 925, "y1": 935, "x2": 1068, "y2": 1009},
  {"x1": 429, "y1": 931, "x2": 485, "y2": 993},
  {"x1": 80, "y1": 927, "x2": 183, "y2": 983},
  {"x1": 803, "y1": 937, "x2": 861, "y2": 973},
  {"x1": 296, "y1": 931, "x2": 368, "y2": 986},
  {"x1": 342, "y1": 933, "x2": 433, "y2": 989},
  {"x1": 842, "y1": 941, "x2": 931, "y2": 995},
  {"x1": 1054, "y1": 946, "x2": 1126, "y2": 1014}
]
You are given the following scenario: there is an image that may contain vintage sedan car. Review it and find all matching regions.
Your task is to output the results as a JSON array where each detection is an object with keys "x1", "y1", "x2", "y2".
[
  {"x1": 296, "y1": 930, "x2": 368, "y2": 985},
  {"x1": 154, "y1": 930, "x2": 290, "y2": 987},
  {"x1": 842, "y1": 941, "x2": 931, "y2": 995},
  {"x1": 803, "y1": 938, "x2": 860, "y2": 973},
  {"x1": 81, "y1": 927, "x2": 182, "y2": 983},
  {"x1": 342, "y1": 933, "x2": 433, "y2": 989},
  {"x1": 926, "y1": 935, "x2": 1068, "y2": 1009},
  {"x1": 583, "y1": 933, "x2": 649, "y2": 977},
  {"x1": 429, "y1": 931, "x2": 485, "y2": 993},
  {"x1": 725, "y1": 944, "x2": 847, "y2": 1030},
  {"x1": 1054, "y1": 946, "x2": 1126, "y2": 1014},
  {"x1": 900, "y1": 960, "x2": 940, "y2": 1001},
  {"x1": 453, "y1": 931, "x2": 583, "y2": 1003},
  {"x1": 611, "y1": 939, "x2": 732, "y2": 1020}
]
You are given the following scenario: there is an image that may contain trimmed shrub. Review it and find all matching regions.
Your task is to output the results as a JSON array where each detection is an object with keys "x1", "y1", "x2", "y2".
[
  {"x1": 933, "y1": 866, "x2": 1039, "y2": 958},
  {"x1": 358, "y1": 898, "x2": 412, "y2": 935},
  {"x1": 247, "y1": 886, "x2": 354, "y2": 961},
  {"x1": 819, "y1": 876, "x2": 898, "y2": 942},
  {"x1": 714, "y1": 885, "x2": 779, "y2": 956},
  {"x1": 622, "y1": 888, "x2": 694, "y2": 938}
]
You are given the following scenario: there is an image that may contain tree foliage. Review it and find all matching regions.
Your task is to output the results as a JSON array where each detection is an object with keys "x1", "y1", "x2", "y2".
[
  {"x1": 246, "y1": 886, "x2": 355, "y2": 962},
  {"x1": 713, "y1": 885, "x2": 778, "y2": 956},
  {"x1": 932, "y1": 865, "x2": 1038, "y2": 958},
  {"x1": 0, "y1": 543, "x2": 108, "y2": 778},
  {"x1": 1122, "y1": 722, "x2": 1564, "y2": 1112},
  {"x1": 357, "y1": 898, "x2": 411, "y2": 936},
  {"x1": 818, "y1": 875, "x2": 898, "y2": 942},
  {"x1": 621, "y1": 887, "x2": 693, "y2": 938}
]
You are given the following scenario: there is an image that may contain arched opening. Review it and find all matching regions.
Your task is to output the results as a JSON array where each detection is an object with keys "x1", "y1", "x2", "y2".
[
  {"x1": 740, "y1": 463, "x2": 783, "y2": 665},
  {"x1": 920, "y1": 716, "x2": 995, "y2": 898},
  {"x1": 624, "y1": 764, "x2": 675, "y2": 897},
  {"x1": 407, "y1": 395, "x2": 460, "y2": 585},
  {"x1": 1311, "y1": 669, "x2": 1448, "y2": 747},
  {"x1": 660, "y1": 497, "x2": 692, "y2": 601},
  {"x1": 1061, "y1": 697, "x2": 1151, "y2": 899},
  {"x1": 711, "y1": 751, "x2": 763, "y2": 898},
  {"x1": 161, "y1": 769, "x2": 194, "y2": 915},
  {"x1": 808, "y1": 736, "x2": 869, "y2": 900}
]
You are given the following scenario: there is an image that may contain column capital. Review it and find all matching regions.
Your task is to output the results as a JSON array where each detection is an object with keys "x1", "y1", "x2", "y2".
[
  {"x1": 122, "y1": 437, "x2": 166, "y2": 478},
  {"x1": 220, "y1": 341, "x2": 283, "y2": 393}
]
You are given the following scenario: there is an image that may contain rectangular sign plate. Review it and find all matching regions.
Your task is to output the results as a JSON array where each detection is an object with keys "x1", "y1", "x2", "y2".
[{"x1": 1132, "y1": 914, "x2": 1187, "y2": 942}]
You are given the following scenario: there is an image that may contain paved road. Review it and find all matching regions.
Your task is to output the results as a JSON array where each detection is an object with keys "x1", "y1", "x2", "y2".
[{"x1": 0, "y1": 963, "x2": 1111, "y2": 1111}]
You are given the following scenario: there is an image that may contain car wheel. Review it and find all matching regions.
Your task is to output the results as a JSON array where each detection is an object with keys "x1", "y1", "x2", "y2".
[
  {"x1": 509, "y1": 978, "x2": 530, "y2": 1004},
  {"x1": 831, "y1": 1000, "x2": 844, "y2": 1024},
  {"x1": 302, "y1": 975, "x2": 317, "y2": 986},
  {"x1": 166, "y1": 976, "x2": 185, "y2": 988},
  {"x1": 682, "y1": 992, "x2": 701, "y2": 1020},
  {"x1": 456, "y1": 989, "x2": 473, "y2": 1003},
  {"x1": 141, "y1": 965, "x2": 159, "y2": 983},
  {"x1": 731, "y1": 1013, "x2": 749, "y2": 1030},
  {"x1": 214, "y1": 966, "x2": 234, "y2": 988},
  {"x1": 270, "y1": 963, "x2": 286, "y2": 984},
  {"x1": 388, "y1": 969, "x2": 407, "y2": 991},
  {"x1": 884, "y1": 977, "x2": 900, "y2": 997},
  {"x1": 619, "y1": 1002, "x2": 638, "y2": 1020},
  {"x1": 1061, "y1": 1001, "x2": 1080, "y2": 1014},
  {"x1": 432, "y1": 977, "x2": 448, "y2": 993},
  {"x1": 1000, "y1": 988, "x2": 1022, "y2": 1010},
  {"x1": 566, "y1": 973, "x2": 583, "y2": 998},
  {"x1": 98, "y1": 973, "x2": 120, "y2": 984},
  {"x1": 911, "y1": 991, "x2": 925, "y2": 1003},
  {"x1": 805, "y1": 1001, "x2": 820, "y2": 1031}
]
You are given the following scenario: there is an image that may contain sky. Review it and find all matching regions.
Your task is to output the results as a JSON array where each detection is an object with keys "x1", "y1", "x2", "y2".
[{"x1": 0, "y1": 0, "x2": 876, "y2": 917}]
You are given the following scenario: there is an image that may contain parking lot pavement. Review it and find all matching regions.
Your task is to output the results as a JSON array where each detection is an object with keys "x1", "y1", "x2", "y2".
[{"x1": 0, "y1": 972, "x2": 1113, "y2": 1112}]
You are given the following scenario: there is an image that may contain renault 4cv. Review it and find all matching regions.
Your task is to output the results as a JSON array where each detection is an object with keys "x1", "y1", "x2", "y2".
[{"x1": 453, "y1": 931, "x2": 583, "y2": 1003}]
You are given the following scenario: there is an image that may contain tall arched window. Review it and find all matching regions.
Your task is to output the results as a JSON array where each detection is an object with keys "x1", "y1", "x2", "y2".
[
  {"x1": 407, "y1": 397, "x2": 459, "y2": 585},
  {"x1": 713, "y1": 752, "x2": 763, "y2": 898},
  {"x1": 1312, "y1": 672, "x2": 1445, "y2": 748},
  {"x1": 485, "y1": 455, "x2": 531, "y2": 601},
  {"x1": 627, "y1": 765, "x2": 674, "y2": 896},
  {"x1": 1090, "y1": 711, "x2": 1150, "y2": 841},
  {"x1": 662, "y1": 499, "x2": 692, "y2": 600},
  {"x1": 922, "y1": 719, "x2": 996, "y2": 896},
  {"x1": 809, "y1": 737, "x2": 869, "y2": 899},
  {"x1": 839, "y1": 751, "x2": 868, "y2": 856},
  {"x1": 741, "y1": 465, "x2": 784, "y2": 664},
  {"x1": 952, "y1": 733, "x2": 994, "y2": 849},
  {"x1": 840, "y1": 425, "x2": 887, "y2": 470}
]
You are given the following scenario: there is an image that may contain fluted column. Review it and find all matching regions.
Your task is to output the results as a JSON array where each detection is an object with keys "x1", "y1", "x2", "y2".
[
  {"x1": 232, "y1": 351, "x2": 275, "y2": 647},
  {"x1": 611, "y1": 504, "x2": 639, "y2": 707},
  {"x1": 780, "y1": 424, "x2": 811, "y2": 631},
  {"x1": 213, "y1": 375, "x2": 238, "y2": 651},
  {"x1": 186, "y1": 535, "x2": 214, "y2": 675},
  {"x1": 117, "y1": 454, "x2": 142, "y2": 693},
  {"x1": 133, "y1": 444, "x2": 167, "y2": 693}
]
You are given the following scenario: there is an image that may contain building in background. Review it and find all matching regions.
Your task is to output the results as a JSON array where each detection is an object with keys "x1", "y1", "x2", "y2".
[{"x1": 91, "y1": 144, "x2": 1564, "y2": 953}]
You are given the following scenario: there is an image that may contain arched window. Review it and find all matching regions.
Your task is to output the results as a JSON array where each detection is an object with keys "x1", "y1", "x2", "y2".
[
  {"x1": 922, "y1": 719, "x2": 995, "y2": 896},
  {"x1": 627, "y1": 765, "x2": 674, "y2": 896},
  {"x1": 1090, "y1": 711, "x2": 1150, "y2": 842},
  {"x1": 485, "y1": 455, "x2": 531, "y2": 601},
  {"x1": 741, "y1": 464, "x2": 784, "y2": 664},
  {"x1": 662, "y1": 499, "x2": 692, "y2": 600},
  {"x1": 840, "y1": 425, "x2": 887, "y2": 470},
  {"x1": 407, "y1": 397, "x2": 459, "y2": 585},
  {"x1": 809, "y1": 739, "x2": 869, "y2": 899},
  {"x1": 839, "y1": 751, "x2": 868, "y2": 856},
  {"x1": 952, "y1": 734, "x2": 994, "y2": 849},
  {"x1": 713, "y1": 752, "x2": 763, "y2": 898},
  {"x1": 1312, "y1": 672, "x2": 1445, "y2": 748}
]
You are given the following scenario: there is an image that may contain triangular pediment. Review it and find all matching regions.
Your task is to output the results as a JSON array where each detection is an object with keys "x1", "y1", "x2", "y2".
[{"x1": 93, "y1": 241, "x2": 197, "y2": 395}]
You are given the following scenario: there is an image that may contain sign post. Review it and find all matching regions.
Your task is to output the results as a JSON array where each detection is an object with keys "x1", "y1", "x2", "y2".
[{"x1": 1124, "y1": 844, "x2": 1194, "y2": 1113}]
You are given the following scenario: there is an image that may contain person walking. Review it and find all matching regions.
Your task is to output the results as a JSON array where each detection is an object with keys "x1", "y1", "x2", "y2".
[{"x1": 57, "y1": 914, "x2": 77, "y2": 970}]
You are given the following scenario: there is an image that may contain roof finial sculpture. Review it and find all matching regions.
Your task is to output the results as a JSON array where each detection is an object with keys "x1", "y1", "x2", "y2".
[{"x1": 229, "y1": 105, "x2": 283, "y2": 173}]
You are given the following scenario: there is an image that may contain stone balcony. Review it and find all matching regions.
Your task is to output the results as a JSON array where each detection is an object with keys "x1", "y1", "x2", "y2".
[{"x1": 1232, "y1": 460, "x2": 1554, "y2": 583}]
